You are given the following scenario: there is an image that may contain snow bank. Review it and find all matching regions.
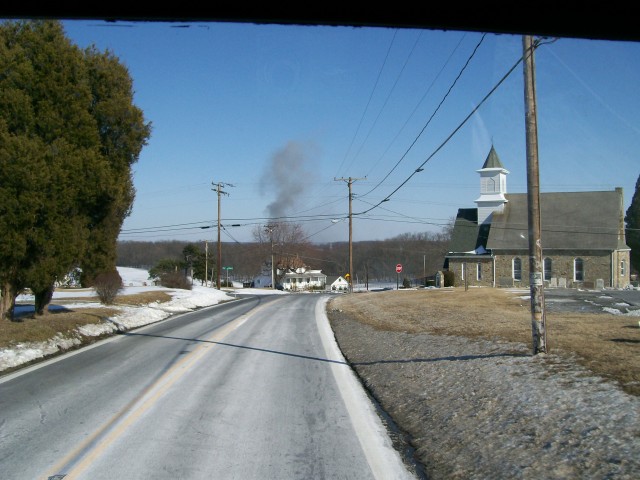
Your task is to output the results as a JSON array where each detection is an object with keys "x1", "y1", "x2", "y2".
[{"x1": 1, "y1": 267, "x2": 285, "y2": 373}]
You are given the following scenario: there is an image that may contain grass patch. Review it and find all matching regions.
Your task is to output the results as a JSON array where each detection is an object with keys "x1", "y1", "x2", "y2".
[
  {"x1": 1, "y1": 290, "x2": 173, "y2": 349},
  {"x1": 329, "y1": 288, "x2": 640, "y2": 396},
  {"x1": 0, "y1": 308, "x2": 118, "y2": 347},
  {"x1": 114, "y1": 291, "x2": 173, "y2": 306}
]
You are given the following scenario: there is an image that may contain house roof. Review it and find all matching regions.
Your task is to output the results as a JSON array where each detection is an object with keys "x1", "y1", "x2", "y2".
[
  {"x1": 448, "y1": 190, "x2": 627, "y2": 254},
  {"x1": 283, "y1": 271, "x2": 327, "y2": 279},
  {"x1": 326, "y1": 275, "x2": 347, "y2": 284}
]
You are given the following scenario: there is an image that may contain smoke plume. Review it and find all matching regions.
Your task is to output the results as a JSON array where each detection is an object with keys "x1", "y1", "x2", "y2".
[{"x1": 260, "y1": 141, "x2": 318, "y2": 219}]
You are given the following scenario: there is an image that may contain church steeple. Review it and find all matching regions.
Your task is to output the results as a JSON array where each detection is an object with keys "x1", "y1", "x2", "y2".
[{"x1": 475, "y1": 146, "x2": 509, "y2": 224}]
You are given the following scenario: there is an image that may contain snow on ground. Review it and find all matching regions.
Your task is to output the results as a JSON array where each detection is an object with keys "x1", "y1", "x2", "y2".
[
  {"x1": 4, "y1": 274, "x2": 638, "y2": 373},
  {"x1": 1, "y1": 267, "x2": 286, "y2": 373}
]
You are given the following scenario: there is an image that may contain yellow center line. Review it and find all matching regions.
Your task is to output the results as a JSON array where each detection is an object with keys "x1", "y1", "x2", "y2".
[{"x1": 45, "y1": 303, "x2": 268, "y2": 480}]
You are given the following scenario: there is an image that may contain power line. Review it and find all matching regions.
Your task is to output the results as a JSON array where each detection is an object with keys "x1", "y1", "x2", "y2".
[
  {"x1": 335, "y1": 29, "x2": 398, "y2": 178},
  {"x1": 360, "y1": 33, "x2": 487, "y2": 199},
  {"x1": 347, "y1": 30, "x2": 424, "y2": 169},
  {"x1": 364, "y1": 32, "x2": 469, "y2": 179},
  {"x1": 356, "y1": 37, "x2": 532, "y2": 217}
]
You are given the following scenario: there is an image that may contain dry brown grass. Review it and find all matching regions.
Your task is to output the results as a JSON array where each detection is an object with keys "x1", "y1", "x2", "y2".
[
  {"x1": 329, "y1": 288, "x2": 640, "y2": 396},
  {"x1": 1, "y1": 290, "x2": 173, "y2": 348},
  {"x1": 0, "y1": 308, "x2": 118, "y2": 347}
]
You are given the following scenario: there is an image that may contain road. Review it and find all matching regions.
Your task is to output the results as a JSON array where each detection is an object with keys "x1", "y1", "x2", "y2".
[{"x1": 0, "y1": 294, "x2": 414, "y2": 480}]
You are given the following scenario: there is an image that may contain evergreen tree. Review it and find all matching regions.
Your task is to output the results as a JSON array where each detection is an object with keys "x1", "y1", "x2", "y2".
[
  {"x1": 79, "y1": 46, "x2": 151, "y2": 286},
  {"x1": 625, "y1": 173, "x2": 640, "y2": 274},
  {"x1": 0, "y1": 20, "x2": 150, "y2": 319},
  {"x1": 182, "y1": 243, "x2": 207, "y2": 284}
]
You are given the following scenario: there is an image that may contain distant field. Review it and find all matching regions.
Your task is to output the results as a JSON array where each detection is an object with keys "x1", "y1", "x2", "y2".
[{"x1": 329, "y1": 288, "x2": 640, "y2": 396}]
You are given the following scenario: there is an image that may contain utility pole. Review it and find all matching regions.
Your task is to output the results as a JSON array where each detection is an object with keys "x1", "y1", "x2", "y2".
[
  {"x1": 212, "y1": 181, "x2": 234, "y2": 290},
  {"x1": 205, "y1": 240, "x2": 208, "y2": 287},
  {"x1": 334, "y1": 176, "x2": 366, "y2": 293},
  {"x1": 423, "y1": 254, "x2": 426, "y2": 287},
  {"x1": 523, "y1": 35, "x2": 547, "y2": 355},
  {"x1": 264, "y1": 224, "x2": 276, "y2": 289}
]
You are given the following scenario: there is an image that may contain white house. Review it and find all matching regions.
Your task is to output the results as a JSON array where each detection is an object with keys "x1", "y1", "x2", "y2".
[
  {"x1": 325, "y1": 275, "x2": 349, "y2": 292},
  {"x1": 281, "y1": 267, "x2": 327, "y2": 291},
  {"x1": 251, "y1": 261, "x2": 274, "y2": 288}
]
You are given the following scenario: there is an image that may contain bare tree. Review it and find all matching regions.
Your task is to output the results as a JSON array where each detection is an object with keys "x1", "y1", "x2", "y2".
[{"x1": 253, "y1": 222, "x2": 313, "y2": 282}]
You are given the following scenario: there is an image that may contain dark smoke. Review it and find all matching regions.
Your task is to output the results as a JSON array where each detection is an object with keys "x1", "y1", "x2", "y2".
[{"x1": 260, "y1": 141, "x2": 317, "y2": 219}]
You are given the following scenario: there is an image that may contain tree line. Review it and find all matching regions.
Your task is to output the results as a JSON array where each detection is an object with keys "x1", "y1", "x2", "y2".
[
  {"x1": 0, "y1": 20, "x2": 151, "y2": 319},
  {"x1": 118, "y1": 226, "x2": 452, "y2": 287}
]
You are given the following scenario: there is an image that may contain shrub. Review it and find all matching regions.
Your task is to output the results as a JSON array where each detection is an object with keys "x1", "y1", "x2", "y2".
[
  {"x1": 402, "y1": 277, "x2": 411, "y2": 288},
  {"x1": 443, "y1": 270, "x2": 455, "y2": 287},
  {"x1": 94, "y1": 271, "x2": 123, "y2": 305},
  {"x1": 159, "y1": 271, "x2": 192, "y2": 290}
]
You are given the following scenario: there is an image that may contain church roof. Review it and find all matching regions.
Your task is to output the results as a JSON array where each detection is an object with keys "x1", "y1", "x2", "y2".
[
  {"x1": 447, "y1": 208, "x2": 491, "y2": 254},
  {"x1": 481, "y1": 146, "x2": 505, "y2": 169},
  {"x1": 448, "y1": 190, "x2": 627, "y2": 254},
  {"x1": 488, "y1": 191, "x2": 626, "y2": 250}
]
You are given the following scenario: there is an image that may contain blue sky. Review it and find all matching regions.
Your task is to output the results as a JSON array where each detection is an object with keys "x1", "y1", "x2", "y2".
[{"x1": 60, "y1": 20, "x2": 640, "y2": 244}]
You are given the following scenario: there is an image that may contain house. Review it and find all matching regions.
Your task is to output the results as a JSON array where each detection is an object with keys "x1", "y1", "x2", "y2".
[
  {"x1": 281, "y1": 267, "x2": 327, "y2": 291},
  {"x1": 325, "y1": 275, "x2": 349, "y2": 292},
  {"x1": 252, "y1": 261, "x2": 274, "y2": 288},
  {"x1": 445, "y1": 147, "x2": 631, "y2": 289}
]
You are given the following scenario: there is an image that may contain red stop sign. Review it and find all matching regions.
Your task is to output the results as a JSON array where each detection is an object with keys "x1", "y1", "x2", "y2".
[{"x1": 396, "y1": 264, "x2": 403, "y2": 273}]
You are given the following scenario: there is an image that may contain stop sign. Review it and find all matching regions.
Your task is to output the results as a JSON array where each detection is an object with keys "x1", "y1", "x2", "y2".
[{"x1": 396, "y1": 264, "x2": 403, "y2": 273}]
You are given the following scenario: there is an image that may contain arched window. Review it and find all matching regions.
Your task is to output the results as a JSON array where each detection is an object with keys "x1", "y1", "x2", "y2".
[
  {"x1": 574, "y1": 258, "x2": 584, "y2": 282},
  {"x1": 512, "y1": 257, "x2": 522, "y2": 281},
  {"x1": 543, "y1": 258, "x2": 552, "y2": 281},
  {"x1": 621, "y1": 260, "x2": 626, "y2": 276}
]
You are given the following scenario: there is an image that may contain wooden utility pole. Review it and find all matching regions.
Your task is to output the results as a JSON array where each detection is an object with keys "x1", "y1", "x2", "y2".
[
  {"x1": 212, "y1": 181, "x2": 233, "y2": 290},
  {"x1": 334, "y1": 176, "x2": 366, "y2": 293},
  {"x1": 523, "y1": 35, "x2": 547, "y2": 354},
  {"x1": 264, "y1": 224, "x2": 276, "y2": 289}
]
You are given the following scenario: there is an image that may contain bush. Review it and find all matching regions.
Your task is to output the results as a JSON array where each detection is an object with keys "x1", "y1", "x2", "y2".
[
  {"x1": 443, "y1": 270, "x2": 455, "y2": 287},
  {"x1": 402, "y1": 277, "x2": 411, "y2": 288},
  {"x1": 159, "y1": 271, "x2": 192, "y2": 290},
  {"x1": 94, "y1": 271, "x2": 123, "y2": 305}
]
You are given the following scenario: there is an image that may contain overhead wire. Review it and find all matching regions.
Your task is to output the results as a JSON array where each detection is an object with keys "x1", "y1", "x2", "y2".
[
  {"x1": 356, "y1": 36, "x2": 543, "y2": 217},
  {"x1": 359, "y1": 32, "x2": 488, "y2": 199},
  {"x1": 122, "y1": 38, "x2": 571, "y2": 242},
  {"x1": 334, "y1": 29, "x2": 398, "y2": 178},
  {"x1": 288, "y1": 32, "x2": 464, "y2": 229},
  {"x1": 347, "y1": 30, "x2": 424, "y2": 169},
  {"x1": 364, "y1": 32, "x2": 468, "y2": 179}
]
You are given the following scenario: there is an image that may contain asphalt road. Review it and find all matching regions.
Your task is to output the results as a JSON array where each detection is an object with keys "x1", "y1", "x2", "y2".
[
  {"x1": 0, "y1": 294, "x2": 414, "y2": 480},
  {"x1": 542, "y1": 287, "x2": 640, "y2": 315}
]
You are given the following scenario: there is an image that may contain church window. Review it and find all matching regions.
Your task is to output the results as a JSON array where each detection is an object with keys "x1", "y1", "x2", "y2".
[
  {"x1": 512, "y1": 257, "x2": 522, "y2": 281},
  {"x1": 543, "y1": 258, "x2": 552, "y2": 281},
  {"x1": 574, "y1": 258, "x2": 584, "y2": 282}
]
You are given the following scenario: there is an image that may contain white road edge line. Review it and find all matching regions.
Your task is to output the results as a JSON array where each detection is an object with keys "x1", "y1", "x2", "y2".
[{"x1": 315, "y1": 297, "x2": 417, "y2": 480}]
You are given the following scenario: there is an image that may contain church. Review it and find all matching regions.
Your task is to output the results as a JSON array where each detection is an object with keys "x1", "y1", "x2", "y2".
[{"x1": 444, "y1": 147, "x2": 631, "y2": 289}]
